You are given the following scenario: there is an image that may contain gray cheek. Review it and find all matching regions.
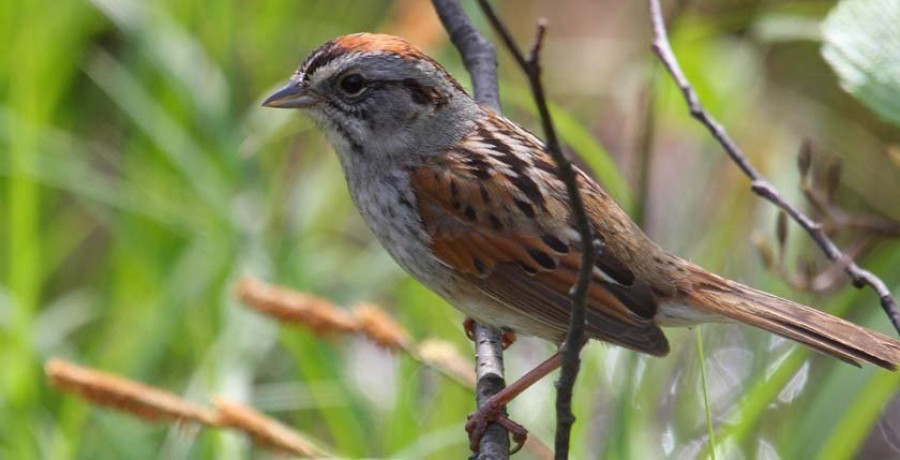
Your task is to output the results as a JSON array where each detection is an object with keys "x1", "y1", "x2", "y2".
[{"x1": 368, "y1": 91, "x2": 421, "y2": 130}]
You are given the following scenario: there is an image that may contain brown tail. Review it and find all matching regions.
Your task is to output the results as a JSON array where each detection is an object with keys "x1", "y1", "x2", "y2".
[{"x1": 683, "y1": 265, "x2": 900, "y2": 370}]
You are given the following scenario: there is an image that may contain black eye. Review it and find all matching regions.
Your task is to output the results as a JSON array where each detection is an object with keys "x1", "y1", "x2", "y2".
[{"x1": 338, "y1": 74, "x2": 366, "y2": 96}]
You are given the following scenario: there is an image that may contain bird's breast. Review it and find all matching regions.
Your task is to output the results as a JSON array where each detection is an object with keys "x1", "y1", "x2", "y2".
[{"x1": 348, "y1": 168, "x2": 458, "y2": 292}]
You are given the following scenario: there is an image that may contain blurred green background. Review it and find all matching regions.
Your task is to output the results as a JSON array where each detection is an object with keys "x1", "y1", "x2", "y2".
[{"x1": 3, "y1": 0, "x2": 900, "y2": 458}]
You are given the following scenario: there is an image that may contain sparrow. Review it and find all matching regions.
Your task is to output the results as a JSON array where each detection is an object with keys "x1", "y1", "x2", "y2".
[{"x1": 263, "y1": 33, "x2": 900, "y2": 453}]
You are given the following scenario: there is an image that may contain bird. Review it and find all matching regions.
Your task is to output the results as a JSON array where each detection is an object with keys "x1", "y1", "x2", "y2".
[{"x1": 263, "y1": 33, "x2": 900, "y2": 453}]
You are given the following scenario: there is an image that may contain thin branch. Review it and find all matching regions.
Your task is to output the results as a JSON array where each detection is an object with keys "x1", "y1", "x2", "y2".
[
  {"x1": 475, "y1": 1, "x2": 596, "y2": 458},
  {"x1": 647, "y1": 0, "x2": 900, "y2": 335},
  {"x1": 471, "y1": 323, "x2": 513, "y2": 458},
  {"x1": 804, "y1": 188, "x2": 900, "y2": 238},
  {"x1": 430, "y1": 1, "x2": 510, "y2": 457},
  {"x1": 432, "y1": 0, "x2": 501, "y2": 111}
]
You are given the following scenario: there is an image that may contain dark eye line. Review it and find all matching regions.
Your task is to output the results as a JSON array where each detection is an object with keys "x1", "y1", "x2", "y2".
[{"x1": 332, "y1": 76, "x2": 444, "y2": 109}]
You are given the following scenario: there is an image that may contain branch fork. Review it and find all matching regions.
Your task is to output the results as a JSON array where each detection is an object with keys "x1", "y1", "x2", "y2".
[{"x1": 648, "y1": 0, "x2": 900, "y2": 335}]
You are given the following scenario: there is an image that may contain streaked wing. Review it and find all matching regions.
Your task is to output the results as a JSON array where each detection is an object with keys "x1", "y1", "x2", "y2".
[{"x1": 410, "y1": 114, "x2": 669, "y2": 355}]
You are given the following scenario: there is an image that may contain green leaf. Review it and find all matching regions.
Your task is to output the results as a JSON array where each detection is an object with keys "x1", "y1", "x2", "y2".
[{"x1": 822, "y1": 0, "x2": 900, "y2": 126}]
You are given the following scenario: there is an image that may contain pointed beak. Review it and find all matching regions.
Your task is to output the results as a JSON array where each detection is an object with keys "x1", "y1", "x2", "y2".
[{"x1": 262, "y1": 76, "x2": 318, "y2": 109}]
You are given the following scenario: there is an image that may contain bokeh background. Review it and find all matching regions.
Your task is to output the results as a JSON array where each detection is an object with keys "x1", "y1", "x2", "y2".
[{"x1": 3, "y1": 0, "x2": 900, "y2": 458}]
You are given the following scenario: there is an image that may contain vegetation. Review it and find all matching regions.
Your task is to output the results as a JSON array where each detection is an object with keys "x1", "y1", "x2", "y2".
[{"x1": 2, "y1": 0, "x2": 899, "y2": 458}]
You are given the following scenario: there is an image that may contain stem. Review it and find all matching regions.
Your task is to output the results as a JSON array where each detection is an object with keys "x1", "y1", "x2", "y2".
[
  {"x1": 647, "y1": 0, "x2": 900, "y2": 336},
  {"x1": 695, "y1": 327, "x2": 718, "y2": 460},
  {"x1": 430, "y1": 1, "x2": 509, "y2": 457},
  {"x1": 475, "y1": 2, "x2": 596, "y2": 458}
]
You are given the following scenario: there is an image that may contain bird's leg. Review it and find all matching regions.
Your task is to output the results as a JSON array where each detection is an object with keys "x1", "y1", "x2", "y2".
[
  {"x1": 463, "y1": 317, "x2": 477, "y2": 341},
  {"x1": 463, "y1": 317, "x2": 517, "y2": 349},
  {"x1": 466, "y1": 351, "x2": 563, "y2": 454},
  {"x1": 500, "y1": 329, "x2": 517, "y2": 349}
]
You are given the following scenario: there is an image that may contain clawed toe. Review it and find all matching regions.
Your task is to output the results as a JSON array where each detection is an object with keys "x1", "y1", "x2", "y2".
[
  {"x1": 463, "y1": 319, "x2": 517, "y2": 350},
  {"x1": 500, "y1": 329, "x2": 517, "y2": 349},
  {"x1": 463, "y1": 317, "x2": 477, "y2": 342},
  {"x1": 465, "y1": 405, "x2": 529, "y2": 455}
]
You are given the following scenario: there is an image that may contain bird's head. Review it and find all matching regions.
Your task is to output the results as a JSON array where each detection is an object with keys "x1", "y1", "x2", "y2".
[{"x1": 264, "y1": 33, "x2": 479, "y2": 167}]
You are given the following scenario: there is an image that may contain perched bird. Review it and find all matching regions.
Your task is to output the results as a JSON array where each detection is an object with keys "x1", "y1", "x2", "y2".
[{"x1": 264, "y1": 33, "x2": 900, "y2": 452}]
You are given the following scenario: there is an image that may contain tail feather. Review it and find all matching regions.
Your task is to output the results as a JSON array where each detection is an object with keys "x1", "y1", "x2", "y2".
[{"x1": 684, "y1": 266, "x2": 900, "y2": 370}]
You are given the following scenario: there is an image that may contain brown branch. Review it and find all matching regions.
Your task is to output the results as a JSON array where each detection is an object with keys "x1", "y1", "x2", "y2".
[
  {"x1": 758, "y1": 143, "x2": 900, "y2": 294},
  {"x1": 647, "y1": 0, "x2": 900, "y2": 335},
  {"x1": 756, "y1": 233, "x2": 878, "y2": 294},
  {"x1": 432, "y1": 0, "x2": 501, "y2": 110},
  {"x1": 470, "y1": 322, "x2": 512, "y2": 458},
  {"x1": 430, "y1": 1, "x2": 511, "y2": 457},
  {"x1": 803, "y1": 188, "x2": 900, "y2": 238},
  {"x1": 474, "y1": 2, "x2": 595, "y2": 458},
  {"x1": 798, "y1": 143, "x2": 900, "y2": 238}
]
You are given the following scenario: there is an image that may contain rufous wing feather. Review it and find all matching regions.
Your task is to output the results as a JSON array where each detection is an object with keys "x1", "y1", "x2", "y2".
[{"x1": 409, "y1": 127, "x2": 669, "y2": 355}]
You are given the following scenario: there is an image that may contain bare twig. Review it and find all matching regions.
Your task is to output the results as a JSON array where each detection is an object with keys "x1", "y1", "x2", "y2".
[
  {"x1": 471, "y1": 322, "x2": 513, "y2": 458},
  {"x1": 432, "y1": 0, "x2": 501, "y2": 110},
  {"x1": 756, "y1": 233, "x2": 878, "y2": 294},
  {"x1": 803, "y1": 188, "x2": 900, "y2": 238},
  {"x1": 758, "y1": 143, "x2": 900, "y2": 294},
  {"x1": 647, "y1": 0, "x2": 900, "y2": 335},
  {"x1": 474, "y1": 2, "x2": 595, "y2": 457},
  {"x1": 430, "y1": 1, "x2": 511, "y2": 457}
]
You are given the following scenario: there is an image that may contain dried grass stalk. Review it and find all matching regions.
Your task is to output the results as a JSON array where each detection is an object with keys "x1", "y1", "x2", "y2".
[
  {"x1": 216, "y1": 398, "x2": 326, "y2": 458},
  {"x1": 236, "y1": 278, "x2": 358, "y2": 335},
  {"x1": 352, "y1": 302, "x2": 412, "y2": 351},
  {"x1": 45, "y1": 359, "x2": 217, "y2": 426},
  {"x1": 416, "y1": 339, "x2": 477, "y2": 387}
]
